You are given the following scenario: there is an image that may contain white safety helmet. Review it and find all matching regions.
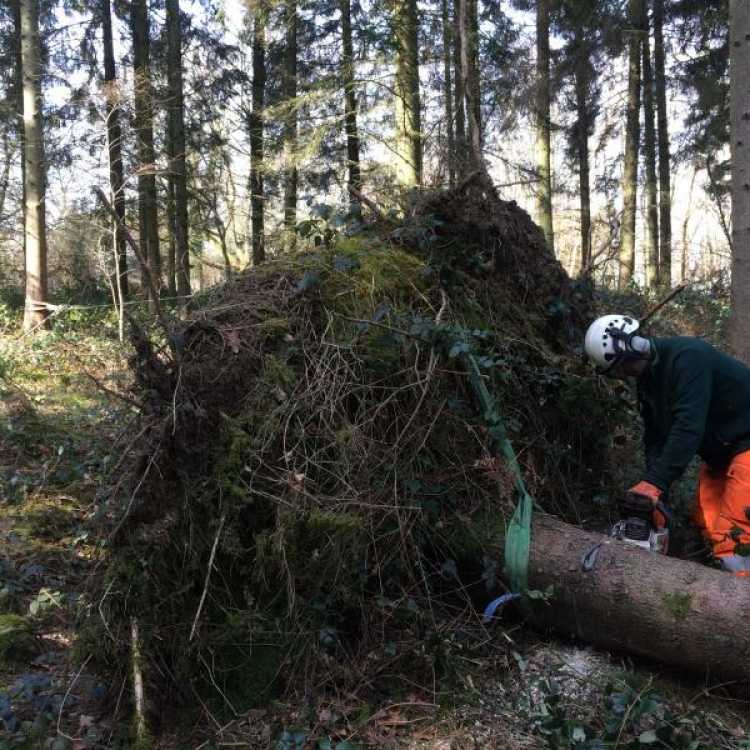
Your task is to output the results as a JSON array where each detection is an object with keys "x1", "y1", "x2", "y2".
[{"x1": 584, "y1": 314, "x2": 641, "y2": 372}]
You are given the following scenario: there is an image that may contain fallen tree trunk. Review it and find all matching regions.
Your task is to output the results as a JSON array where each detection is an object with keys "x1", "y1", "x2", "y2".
[{"x1": 504, "y1": 514, "x2": 750, "y2": 686}]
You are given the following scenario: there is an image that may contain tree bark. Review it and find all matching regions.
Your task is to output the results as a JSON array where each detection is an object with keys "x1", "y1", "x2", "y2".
[
  {"x1": 12, "y1": 0, "x2": 26, "y2": 264},
  {"x1": 166, "y1": 175, "x2": 177, "y2": 296},
  {"x1": 130, "y1": 0, "x2": 161, "y2": 302},
  {"x1": 441, "y1": 0, "x2": 455, "y2": 186},
  {"x1": 494, "y1": 514, "x2": 750, "y2": 685},
  {"x1": 467, "y1": 0, "x2": 481, "y2": 164},
  {"x1": 573, "y1": 30, "x2": 591, "y2": 274},
  {"x1": 653, "y1": 0, "x2": 672, "y2": 287},
  {"x1": 619, "y1": 0, "x2": 642, "y2": 289},
  {"x1": 249, "y1": 0, "x2": 266, "y2": 265},
  {"x1": 166, "y1": 0, "x2": 191, "y2": 303},
  {"x1": 459, "y1": 0, "x2": 481, "y2": 171},
  {"x1": 340, "y1": 0, "x2": 362, "y2": 218},
  {"x1": 681, "y1": 168, "x2": 697, "y2": 282},
  {"x1": 535, "y1": 0, "x2": 554, "y2": 251},
  {"x1": 730, "y1": 0, "x2": 750, "y2": 363},
  {"x1": 452, "y1": 0, "x2": 466, "y2": 176},
  {"x1": 20, "y1": 0, "x2": 48, "y2": 332},
  {"x1": 282, "y1": 0, "x2": 298, "y2": 248},
  {"x1": 101, "y1": 0, "x2": 128, "y2": 301},
  {"x1": 391, "y1": 0, "x2": 422, "y2": 186},
  {"x1": 641, "y1": 1, "x2": 660, "y2": 289},
  {"x1": 0, "y1": 132, "x2": 15, "y2": 224}
]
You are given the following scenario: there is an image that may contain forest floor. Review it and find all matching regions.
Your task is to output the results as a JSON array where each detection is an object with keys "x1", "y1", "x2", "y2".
[{"x1": 1, "y1": 322, "x2": 749, "y2": 749}]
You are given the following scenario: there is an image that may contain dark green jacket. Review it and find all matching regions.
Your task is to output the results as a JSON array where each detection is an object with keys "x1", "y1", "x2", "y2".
[{"x1": 638, "y1": 337, "x2": 750, "y2": 491}]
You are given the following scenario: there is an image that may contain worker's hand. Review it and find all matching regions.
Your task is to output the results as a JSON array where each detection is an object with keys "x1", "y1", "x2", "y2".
[{"x1": 625, "y1": 481, "x2": 670, "y2": 529}]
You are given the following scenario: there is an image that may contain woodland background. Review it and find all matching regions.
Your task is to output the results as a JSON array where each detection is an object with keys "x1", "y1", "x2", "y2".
[
  {"x1": 0, "y1": 0, "x2": 738, "y2": 325},
  {"x1": 2, "y1": 1, "x2": 750, "y2": 749}
]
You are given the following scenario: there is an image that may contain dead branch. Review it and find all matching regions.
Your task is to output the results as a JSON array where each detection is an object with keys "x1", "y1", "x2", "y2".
[{"x1": 93, "y1": 186, "x2": 177, "y2": 358}]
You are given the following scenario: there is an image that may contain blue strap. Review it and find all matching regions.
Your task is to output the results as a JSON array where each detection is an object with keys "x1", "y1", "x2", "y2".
[{"x1": 483, "y1": 592, "x2": 522, "y2": 622}]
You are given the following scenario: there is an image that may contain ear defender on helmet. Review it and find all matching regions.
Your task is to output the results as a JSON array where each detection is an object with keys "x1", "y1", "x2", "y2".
[{"x1": 584, "y1": 315, "x2": 642, "y2": 373}]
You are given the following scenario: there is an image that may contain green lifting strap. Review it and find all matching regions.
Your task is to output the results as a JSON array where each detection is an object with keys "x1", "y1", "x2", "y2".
[{"x1": 462, "y1": 353, "x2": 534, "y2": 594}]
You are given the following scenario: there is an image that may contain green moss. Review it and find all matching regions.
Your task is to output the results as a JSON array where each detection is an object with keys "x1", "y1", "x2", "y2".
[
  {"x1": 209, "y1": 615, "x2": 285, "y2": 712},
  {"x1": 8, "y1": 500, "x2": 76, "y2": 540},
  {"x1": 257, "y1": 317, "x2": 291, "y2": 336},
  {"x1": 217, "y1": 352, "x2": 299, "y2": 500},
  {"x1": 0, "y1": 614, "x2": 36, "y2": 665},
  {"x1": 255, "y1": 509, "x2": 367, "y2": 599},
  {"x1": 663, "y1": 591, "x2": 693, "y2": 620}
]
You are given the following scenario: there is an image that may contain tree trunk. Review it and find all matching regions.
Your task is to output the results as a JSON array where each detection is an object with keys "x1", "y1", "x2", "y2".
[
  {"x1": 535, "y1": 0, "x2": 554, "y2": 251},
  {"x1": 166, "y1": 0, "x2": 191, "y2": 303},
  {"x1": 20, "y1": 0, "x2": 48, "y2": 332},
  {"x1": 391, "y1": 0, "x2": 422, "y2": 186},
  {"x1": 681, "y1": 167, "x2": 697, "y2": 282},
  {"x1": 730, "y1": 0, "x2": 750, "y2": 363},
  {"x1": 441, "y1": 0, "x2": 455, "y2": 186},
  {"x1": 619, "y1": 0, "x2": 642, "y2": 289},
  {"x1": 131, "y1": 0, "x2": 161, "y2": 301},
  {"x1": 12, "y1": 0, "x2": 26, "y2": 265},
  {"x1": 339, "y1": 0, "x2": 362, "y2": 218},
  {"x1": 453, "y1": 0, "x2": 466, "y2": 176},
  {"x1": 0, "y1": 132, "x2": 15, "y2": 224},
  {"x1": 494, "y1": 514, "x2": 750, "y2": 684},
  {"x1": 166, "y1": 175, "x2": 177, "y2": 296},
  {"x1": 654, "y1": 0, "x2": 672, "y2": 287},
  {"x1": 459, "y1": 0, "x2": 481, "y2": 170},
  {"x1": 101, "y1": 0, "x2": 128, "y2": 301},
  {"x1": 339, "y1": 0, "x2": 362, "y2": 217},
  {"x1": 249, "y1": 0, "x2": 266, "y2": 265},
  {"x1": 574, "y1": 32, "x2": 591, "y2": 274},
  {"x1": 641, "y1": 1, "x2": 660, "y2": 289},
  {"x1": 282, "y1": 0, "x2": 298, "y2": 248}
]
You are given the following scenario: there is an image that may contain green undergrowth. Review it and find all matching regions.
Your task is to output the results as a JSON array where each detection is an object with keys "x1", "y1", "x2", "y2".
[
  {"x1": 0, "y1": 321, "x2": 130, "y2": 744},
  {"x1": 523, "y1": 661, "x2": 750, "y2": 749}
]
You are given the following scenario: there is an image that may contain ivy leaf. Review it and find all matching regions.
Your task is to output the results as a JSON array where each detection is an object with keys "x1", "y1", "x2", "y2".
[
  {"x1": 448, "y1": 341, "x2": 470, "y2": 359},
  {"x1": 311, "y1": 202, "x2": 333, "y2": 220},
  {"x1": 293, "y1": 270, "x2": 321, "y2": 295},
  {"x1": 440, "y1": 559, "x2": 458, "y2": 580},
  {"x1": 571, "y1": 725, "x2": 586, "y2": 742},
  {"x1": 372, "y1": 302, "x2": 390, "y2": 322},
  {"x1": 332, "y1": 255, "x2": 360, "y2": 273}
]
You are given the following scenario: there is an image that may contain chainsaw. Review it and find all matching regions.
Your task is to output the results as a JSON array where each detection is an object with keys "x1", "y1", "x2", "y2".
[{"x1": 610, "y1": 493, "x2": 670, "y2": 554}]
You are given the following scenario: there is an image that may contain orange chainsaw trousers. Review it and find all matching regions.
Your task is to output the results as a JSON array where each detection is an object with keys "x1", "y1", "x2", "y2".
[{"x1": 692, "y1": 449, "x2": 750, "y2": 562}]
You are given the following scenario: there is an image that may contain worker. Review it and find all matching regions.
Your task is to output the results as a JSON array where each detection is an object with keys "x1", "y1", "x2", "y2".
[{"x1": 584, "y1": 314, "x2": 750, "y2": 576}]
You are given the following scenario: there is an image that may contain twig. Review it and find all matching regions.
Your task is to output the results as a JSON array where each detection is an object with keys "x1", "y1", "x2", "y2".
[
  {"x1": 199, "y1": 653, "x2": 238, "y2": 717},
  {"x1": 83, "y1": 369, "x2": 143, "y2": 410},
  {"x1": 347, "y1": 185, "x2": 393, "y2": 224},
  {"x1": 131, "y1": 617, "x2": 151, "y2": 747},
  {"x1": 98, "y1": 579, "x2": 116, "y2": 642},
  {"x1": 641, "y1": 283, "x2": 688, "y2": 326},
  {"x1": 93, "y1": 186, "x2": 177, "y2": 358},
  {"x1": 393, "y1": 290, "x2": 449, "y2": 448},
  {"x1": 334, "y1": 312, "x2": 417, "y2": 341},
  {"x1": 56, "y1": 653, "x2": 92, "y2": 741},
  {"x1": 107, "y1": 674, "x2": 128, "y2": 745},
  {"x1": 189, "y1": 512, "x2": 227, "y2": 641},
  {"x1": 105, "y1": 422, "x2": 151, "y2": 483},
  {"x1": 109, "y1": 445, "x2": 161, "y2": 540}
]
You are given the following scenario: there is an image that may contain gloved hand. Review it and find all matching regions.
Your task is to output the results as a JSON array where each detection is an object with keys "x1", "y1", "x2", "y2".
[{"x1": 625, "y1": 481, "x2": 670, "y2": 530}]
